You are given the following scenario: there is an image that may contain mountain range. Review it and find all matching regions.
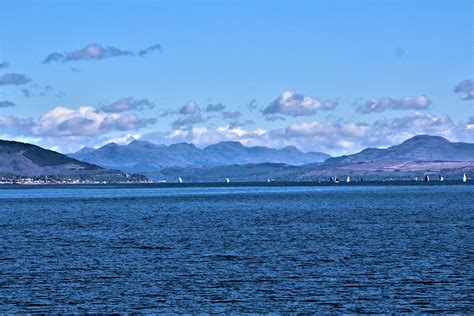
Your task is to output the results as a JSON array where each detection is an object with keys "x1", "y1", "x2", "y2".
[
  {"x1": 0, "y1": 140, "x2": 147, "y2": 182},
  {"x1": 145, "y1": 135, "x2": 474, "y2": 182},
  {"x1": 69, "y1": 140, "x2": 331, "y2": 173},
  {"x1": 1, "y1": 135, "x2": 473, "y2": 183}
]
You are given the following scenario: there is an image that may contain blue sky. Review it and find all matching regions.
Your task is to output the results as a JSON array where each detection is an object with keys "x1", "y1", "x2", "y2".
[{"x1": 0, "y1": 0, "x2": 473, "y2": 155}]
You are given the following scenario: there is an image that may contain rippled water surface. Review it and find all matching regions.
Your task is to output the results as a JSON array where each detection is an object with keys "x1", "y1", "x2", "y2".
[{"x1": 0, "y1": 184, "x2": 473, "y2": 313}]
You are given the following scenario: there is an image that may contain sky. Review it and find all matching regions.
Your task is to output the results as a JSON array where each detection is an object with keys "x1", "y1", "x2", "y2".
[{"x1": 0, "y1": 0, "x2": 473, "y2": 155}]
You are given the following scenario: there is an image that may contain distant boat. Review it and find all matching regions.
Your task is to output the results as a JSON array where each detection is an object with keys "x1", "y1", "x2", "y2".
[
  {"x1": 415, "y1": 177, "x2": 419, "y2": 181},
  {"x1": 225, "y1": 178, "x2": 230, "y2": 184},
  {"x1": 334, "y1": 177, "x2": 339, "y2": 184},
  {"x1": 346, "y1": 177, "x2": 350, "y2": 183},
  {"x1": 178, "y1": 177, "x2": 183, "y2": 183},
  {"x1": 267, "y1": 178, "x2": 275, "y2": 183},
  {"x1": 463, "y1": 174, "x2": 467, "y2": 182},
  {"x1": 439, "y1": 176, "x2": 444, "y2": 182},
  {"x1": 424, "y1": 175, "x2": 430, "y2": 182}
]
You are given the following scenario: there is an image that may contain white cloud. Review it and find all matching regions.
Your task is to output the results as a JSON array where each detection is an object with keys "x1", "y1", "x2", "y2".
[
  {"x1": 263, "y1": 90, "x2": 337, "y2": 117},
  {"x1": 100, "y1": 133, "x2": 142, "y2": 146},
  {"x1": 143, "y1": 112, "x2": 474, "y2": 156},
  {"x1": 357, "y1": 95, "x2": 431, "y2": 114},
  {"x1": 0, "y1": 116, "x2": 35, "y2": 135},
  {"x1": 31, "y1": 106, "x2": 155, "y2": 137}
]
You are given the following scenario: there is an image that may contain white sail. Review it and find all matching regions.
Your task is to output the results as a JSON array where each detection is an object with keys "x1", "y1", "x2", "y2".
[
  {"x1": 439, "y1": 176, "x2": 444, "y2": 182},
  {"x1": 346, "y1": 177, "x2": 350, "y2": 183},
  {"x1": 225, "y1": 178, "x2": 230, "y2": 183},
  {"x1": 463, "y1": 174, "x2": 467, "y2": 182},
  {"x1": 178, "y1": 177, "x2": 183, "y2": 183}
]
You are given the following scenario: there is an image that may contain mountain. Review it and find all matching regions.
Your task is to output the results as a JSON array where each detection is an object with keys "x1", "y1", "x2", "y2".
[
  {"x1": 69, "y1": 140, "x2": 331, "y2": 173},
  {"x1": 202, "y1": 141, "x2": 329, "y2": 165},
  {"x1": 146, "y1": 135, "x2": 474, "y2": 182},
  {"x1": 326, "y1": 135, "x2": 474, "y2": 164},
  {"x1": 147, "y1": 161, "x2": 474, "y2": 183},
  {"x1": 0, "y1": 140, "x2": 148, "y2": 182}
]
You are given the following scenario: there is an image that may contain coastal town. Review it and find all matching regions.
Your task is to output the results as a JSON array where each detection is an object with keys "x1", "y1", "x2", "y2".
[{"x1": 0, "y1": 175, "x2": 153, "y2": 185}]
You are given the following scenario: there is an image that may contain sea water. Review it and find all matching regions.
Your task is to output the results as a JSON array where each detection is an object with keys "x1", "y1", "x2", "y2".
[{"x1": 0, "y1": 184, "x2": 473, "y2": 313}]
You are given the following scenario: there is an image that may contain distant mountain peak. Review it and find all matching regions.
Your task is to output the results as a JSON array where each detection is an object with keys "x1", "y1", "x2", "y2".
[
  {"x1": 206, "y1": 141, "x2": 245, "y2": 149},
  {"x1": 168, "y1": 142, "x2": 197, "y2": 149},
  {"x1": 402, "y1": 134, "x2": 450, "y2": 144},
  {"x1": 281, "y1": 145, "x2": 300, "y2": 152},
  {"x1": 128, "y1": 140, "x2": 150, "y2": 146},
  {"x1": 128, "y1": 140, "x2": 157, "y2": 149},
  {"x1": 103, "y1": 142, "x2": 119, "y2": 148},
  {"x1": 326, "y1": 134, "x2": 474, "y2": 164},
  {"x1": 75, "y1": 146, "x2": 95, "y2": 155}
]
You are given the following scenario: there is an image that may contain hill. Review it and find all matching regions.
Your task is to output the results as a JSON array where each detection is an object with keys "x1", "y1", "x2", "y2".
[
  {"x1": 0, "y1": 140, "x2": 148, "y2": 183},
  {"x1": 326, "y1": 135, "x2": 474, "y2": 164}
]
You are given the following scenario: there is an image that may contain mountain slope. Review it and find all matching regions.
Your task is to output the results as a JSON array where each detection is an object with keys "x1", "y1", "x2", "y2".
[
  {"x1": 145, "y1": 135, "x2": 474, "y2": 182},
  {"x1": 70, "y1": 140, "x2": 331, "y2": 172},
  {"x1": 0, "y1": 139, "x2": 148, "y2": 182},
  {"x1": 326, "y1": 135, "x2": 474, "y2": 164}
]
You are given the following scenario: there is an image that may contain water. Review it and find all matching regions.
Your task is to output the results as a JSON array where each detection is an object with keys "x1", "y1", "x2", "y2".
[{"x1": 0, "y1": 184, "x2": 473, "y2": 313}]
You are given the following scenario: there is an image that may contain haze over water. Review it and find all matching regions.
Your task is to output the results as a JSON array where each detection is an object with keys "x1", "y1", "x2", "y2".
[{"x1": 0, "y1": 184, "x2": 473, "y2": 313}]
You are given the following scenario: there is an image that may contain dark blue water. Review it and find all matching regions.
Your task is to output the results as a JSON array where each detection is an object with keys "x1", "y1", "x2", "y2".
[{"x1": 0, "y1": 184, "x2": 473, "y2": 313}]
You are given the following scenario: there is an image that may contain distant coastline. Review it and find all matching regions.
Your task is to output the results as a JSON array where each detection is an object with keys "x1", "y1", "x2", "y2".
[
  {"x1": 1, "y1": 135, "x2": 473, "y2": 184},
  {"x1": 0, "y1": 178, "x2": 470, "y2": 187}
]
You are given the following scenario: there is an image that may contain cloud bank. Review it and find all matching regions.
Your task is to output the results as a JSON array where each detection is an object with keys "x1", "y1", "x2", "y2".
[
  {"x1": 32, "y1": 106, "x2": 156, "y2": 137},
  {"x1": 140, "y1": 112, "x2": 473, "y2": 156}
]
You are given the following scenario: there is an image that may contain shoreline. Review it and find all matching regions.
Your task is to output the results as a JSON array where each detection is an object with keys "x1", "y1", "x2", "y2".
[{"x1": 0, "y1": 180, "x2": 471, "y2": 189}]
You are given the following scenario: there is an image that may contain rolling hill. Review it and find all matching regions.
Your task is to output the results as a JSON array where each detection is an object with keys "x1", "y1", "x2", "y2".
[{"x1": 0, "y1": 140, "x2": 148, "y2": 182}]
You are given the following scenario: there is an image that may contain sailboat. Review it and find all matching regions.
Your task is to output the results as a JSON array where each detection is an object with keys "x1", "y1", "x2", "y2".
[
  {"x1": 463, "y1": 174, "x2": 467, "y2": 182},
  {"x1": 346, "y1": 177, "x2": 351, "y2": 183},
  {"x1": 439, "y1": 175, "x2": 444, "y2": 182},
  {"x1": 225, "y1": 178, "x2": 230, "y2": 184},
  {"x1": 178, "y1": 177, "x2": 183, "y2": 183},
  {"x1": 334, "y1": 177, "x2": 339, "y2": 184},
  {"x1": 424, "y1": 175, "x2": 430, "y2": 182}
]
